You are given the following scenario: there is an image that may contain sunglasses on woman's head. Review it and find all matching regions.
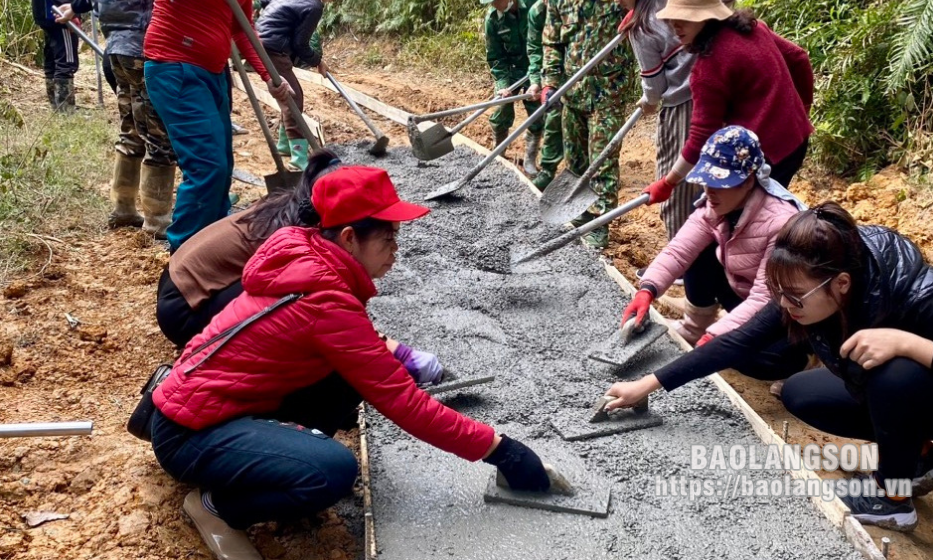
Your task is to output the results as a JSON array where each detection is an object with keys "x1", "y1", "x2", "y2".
[{"x1": 776, "y1": 276, "x2": 834, "y2": 308}]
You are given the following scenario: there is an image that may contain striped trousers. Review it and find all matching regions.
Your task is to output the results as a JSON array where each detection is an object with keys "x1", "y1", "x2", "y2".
[
  {"x1": 42, "y1": 26, "x2": 79, "y2": 80},
  {"x1": 656, "y1": 100, "x2": 699, "y2": 240}
]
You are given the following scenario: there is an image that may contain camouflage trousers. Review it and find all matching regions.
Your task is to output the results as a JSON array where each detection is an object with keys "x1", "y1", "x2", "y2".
[
  {"x1": 563, "y1": 103, "x2": 626, "y2": 216},
  {"x1": 489, "y1": 83, "x2": 544, "y2": 135},
  {"x1": 110, "y1": 55, "x2": 176, "y2": 166},
  {"x1": 539, "y1": 108, "x2": 563, "y2": 174}
]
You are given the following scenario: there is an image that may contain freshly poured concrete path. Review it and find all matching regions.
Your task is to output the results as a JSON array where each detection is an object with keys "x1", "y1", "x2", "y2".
[{"x1": 333, "y1": 143, "x2": 861, "y2": 560}]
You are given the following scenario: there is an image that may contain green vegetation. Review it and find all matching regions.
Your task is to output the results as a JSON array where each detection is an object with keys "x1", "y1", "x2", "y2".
[
  {"x1": 749, "y1": 0, "x2": 933, "y2": 178},
  {"x1": 0, "y1": 110, "x2": 111, "y2": 280},
  {"x1": 0, "y1": 0, "x2": 42, "y2": 63}
]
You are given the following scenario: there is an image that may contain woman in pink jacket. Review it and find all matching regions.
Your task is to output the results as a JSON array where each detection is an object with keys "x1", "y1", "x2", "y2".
[{"x1": 622, "y1": 126, "x2": 804, "y2": 347}]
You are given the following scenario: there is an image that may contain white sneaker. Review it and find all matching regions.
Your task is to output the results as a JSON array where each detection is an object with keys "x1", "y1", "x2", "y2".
[{"x1": 183, "y1": 490, "x2": 263, "y2": 560}]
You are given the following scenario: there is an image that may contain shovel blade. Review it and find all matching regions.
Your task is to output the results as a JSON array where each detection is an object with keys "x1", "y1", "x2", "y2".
[
  {"x1": 232, "y1": 168, "x2": 265, "y2": 187},
  {"x1": 410, "y1": 121, "x2": 454, "y2": 161},
  {"x1": 264, "y1": 170, "x2": 302, "y2": 194},
  {"x1": 424, "y1": 178, "x2": 464, "y2": 201},
  {"x1": 369, "y1": 134, "x2": 390, "y2": 156},
  {"x1": 539, "y1": 170, "x2": 599, "y2": 224}
]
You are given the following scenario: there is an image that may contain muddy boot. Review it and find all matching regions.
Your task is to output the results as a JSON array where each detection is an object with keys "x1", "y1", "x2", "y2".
[
  {"x1": 493, "y1": 128, "x2": 509, "y2": 148},
  {"x1": 532, "y1": 169, "x2": 554, "y2": 192},
  {"x1": 582, "y1": 225, "x2": 609, "y2": 249},
  {"x1": 45, "y1": 78, "x2": 55, "y2": 108},
  {"x1": 53, "y1": 78, "x2": 75, "y2": 113},
  {"x1": 672, "y1": 300, "x2": 720, "y2": 346},
  {"x1": 107, "y1": 153, "x2": 143, "y2": 229},
  {"x1": 140, "y1": 163, "x2": 176, "y2": 239},
  {"x1": 523, "y1": 130, "x2": 541, "y2": 178},
  {"x1": 183, "y1": 490, "x2": 262, "y2": 560},
  {"x1": 288, "y1": 138, "x2": 309, "y2": 171},
  {"x1": 276, "y1": 124, "x2": 291, "y2": 157}
]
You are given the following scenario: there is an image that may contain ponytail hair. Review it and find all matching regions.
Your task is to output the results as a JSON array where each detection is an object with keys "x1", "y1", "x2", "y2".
[
  {"x1": 236, "y1": 148, "x2": 342, "y2": 243},
  {"x1": 765, "y1": 201, "x2": 864, "y2": 340},
  {"x1": 688, "y1": 8, "x2": 757, "y2": 57}
]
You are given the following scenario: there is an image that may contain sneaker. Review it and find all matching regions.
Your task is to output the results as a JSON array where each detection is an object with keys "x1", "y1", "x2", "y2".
[
  {"x1": 582, "y1": 226, "x2": 609, "y2": 249},
  {"x1": 231, "y1": 122, "x2": 248, "y2": 135},
  {"x1": 840, "y1": 492, "x2": 917, "y2": 532},
  {"x1": 183, "y1": 490, "x2": 263, "y2": 560},
  {"x1": 912, "y1": 451, "x2": 933, "y2": 497}
]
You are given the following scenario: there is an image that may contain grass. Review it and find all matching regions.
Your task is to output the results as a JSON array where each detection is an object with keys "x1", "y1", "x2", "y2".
[
  {"x1": 397, "y1": 23, "x2": 486, "y2": 78},
  {"x1": 0, "y1": 106, "x2": 112, "y2": 282}
]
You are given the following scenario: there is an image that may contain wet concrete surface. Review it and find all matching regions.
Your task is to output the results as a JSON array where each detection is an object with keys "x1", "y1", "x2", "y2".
[{"x1": 331, "y1": 142, "x2": 861, "y2": 560}]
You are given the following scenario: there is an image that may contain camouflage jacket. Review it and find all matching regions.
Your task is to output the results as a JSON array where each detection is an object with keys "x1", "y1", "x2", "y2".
[
  {"x1": 484, "y1": 0, "x2": 531, "y2": 91},
  {"x1": 542, "y1": 0, "x2": 632, "y2": 110},
  {"x1": 69, "y1": 0, "x2": 154, "y2": 58},
  {"x1": 526, "y1": 0, "x2": 546, "y2": 87}
]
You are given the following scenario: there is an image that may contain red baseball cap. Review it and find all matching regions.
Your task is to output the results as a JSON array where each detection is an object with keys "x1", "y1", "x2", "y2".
[{"x1": 311, "y1": 166, "x2": 430, "y2": 228}]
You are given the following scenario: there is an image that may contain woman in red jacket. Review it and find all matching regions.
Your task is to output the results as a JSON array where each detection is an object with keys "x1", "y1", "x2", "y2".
[
  {"x1": 641, "y1": 0, "x2": 813, "y2": 206},
  {"x1": 149, "y1": 165, "x2": 551, "y2": 560}
]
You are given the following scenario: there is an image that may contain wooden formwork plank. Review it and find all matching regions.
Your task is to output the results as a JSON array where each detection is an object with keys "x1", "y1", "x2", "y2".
[{"x1": 229, "y1": 71, "x2": 326, "y2": 146}]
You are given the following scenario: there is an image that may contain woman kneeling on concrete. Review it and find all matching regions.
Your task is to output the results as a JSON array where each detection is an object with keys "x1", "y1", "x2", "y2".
[
  {"x1": 605, "y1": 201, "x2": 933, "y2": 532},
  {"x1": 149, "y1": 165, "x2": 552, "y2": 559},
  {"x1": 622, "y1": 126, "x2": 805, "y2": 348}
]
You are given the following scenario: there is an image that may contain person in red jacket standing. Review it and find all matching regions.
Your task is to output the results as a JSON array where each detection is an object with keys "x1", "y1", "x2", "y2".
[
  {"x1": 143, "y1": 0, "x2": 293, "y2": 253},
  {"x1": 641, "y1": 0, "x2": 813, "y2": 207},
  {"x1": 149, "y1": 165, "x2": 551, "y2": 560}
]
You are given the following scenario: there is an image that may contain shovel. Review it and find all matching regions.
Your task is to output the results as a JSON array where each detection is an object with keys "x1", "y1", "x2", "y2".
[
  {"x1": 539, "y1": 107, "x2": 643, "y2": 224},
  {"x1": 231, "y1": 43, "x2": 301, "y2": 194},
  {"x1": 52, "y1": 6, "x2": 104, "y2": 58},
  {"x1": 325, "y1": 72, "x2": 389, "y2": 156},
  {"x1": 225, "y1": 0, "x2": 323, "y2": 152},
  {"x1": 511, "y1": 193, "x2": 649, "y2": 268},
  {"x1": 424, "y1": 34, "x2": 626, "y2": 201},
  {"x1": 408, "y1": 75, "x2": 530, "y2": 161}
]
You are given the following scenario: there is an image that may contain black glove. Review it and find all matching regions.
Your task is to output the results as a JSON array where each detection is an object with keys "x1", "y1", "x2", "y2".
[{"x1": 482, "y1": 435, "x2": 551, "y2": 492}]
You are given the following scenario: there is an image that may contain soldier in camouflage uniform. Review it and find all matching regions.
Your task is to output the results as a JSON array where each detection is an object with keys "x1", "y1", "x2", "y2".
[
  {"x1": 542, "y1": 0, "x2": 633, "y2": 248},
  {"x1": 57, "y1": 0, "x2": 177, "y2": 238},
  {"x1": 482, "y1": 0, "x2": 542, "y2": 177},
  {"x1": 526, "y1": 0, "x2": 562, "y2": 190}
]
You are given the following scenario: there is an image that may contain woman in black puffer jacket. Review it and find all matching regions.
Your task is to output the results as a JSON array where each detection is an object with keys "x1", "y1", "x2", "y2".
[
  {"x1": 602, "y1": 201, "x2": 933, "y2": 533},
  {"x1": 256, "y1": 0, "x2": 326, "y2": 171}
]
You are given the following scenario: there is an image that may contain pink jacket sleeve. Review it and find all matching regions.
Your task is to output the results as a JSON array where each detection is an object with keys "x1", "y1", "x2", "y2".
[
  {"x1": 309, "y1": 290, "x2": 495, "y2": 461},
  {"x1": 640, "y1": 210, "x2": 717, "y2": 294},
  {"x1": 706, "y1": 235, "x2": 779, "y2": 337},
  {"x1": 766, "y1": 24, "x2": 813, "y2": 111}
]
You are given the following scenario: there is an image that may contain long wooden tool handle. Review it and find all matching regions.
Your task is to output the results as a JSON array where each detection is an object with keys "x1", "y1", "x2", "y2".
[
  {"x1": 577, "y1": 107, "x2": 643, "y2": 185},
  {"x1": 326, "y1": 72, "x2": 386, "y2": 140},
  {"x1": 414, "y1": 75, "x2": 530, "y2": 123},
  {"x1": 52, "y1": 6, "x2": 104, "y2": 58},
  {"x1": 230, "y1": 43, "x2": 289, "y2": 176},
  {"x1": 446, "y1": 35, "x2": 627, "y2": 193},
  {"x1": 224, "y1": 0, "x2": 323, "y2": 151},
  {"x1": 514, "y1": 194, "x2": 650, "y2": 264}
]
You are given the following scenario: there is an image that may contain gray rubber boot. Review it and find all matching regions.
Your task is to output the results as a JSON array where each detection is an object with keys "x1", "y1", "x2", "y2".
[
  {"x1": 140, "y1": 163, "x2": 176, "y2": 239},
  {"x1": 52, "y1": 79, "x2": 75, "y2": 113},
  {"x1": 493, "y1": 128, "x2": 509, "y2": 148},
  {"x1": 107, "y1": 153, "x2": 144, "y2": 229},
  {"x1": 45, "y1": 79, "x2": 55, "y2": 108},
  {"x1": 523, "y1": 130, "x2": 541, "y2": 177}
]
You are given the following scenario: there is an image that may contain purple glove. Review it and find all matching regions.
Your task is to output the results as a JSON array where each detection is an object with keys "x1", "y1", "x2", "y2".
[{"x1": 394, "y1": 343, "x2": 444, "y2": 385}]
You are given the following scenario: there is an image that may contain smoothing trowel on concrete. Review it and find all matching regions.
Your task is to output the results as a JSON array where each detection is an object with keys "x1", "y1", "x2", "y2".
[
  {"x1": 484, "y1": 457, "x2": 612, "y2": 518},
  {"x1": 588, "y1": 314, "x2": 668, "y2": 367}
]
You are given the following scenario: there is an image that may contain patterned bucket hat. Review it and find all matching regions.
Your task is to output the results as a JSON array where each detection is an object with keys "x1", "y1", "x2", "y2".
[{"x1": 685, "y1": 125, "x2": 765, "y2": 189}]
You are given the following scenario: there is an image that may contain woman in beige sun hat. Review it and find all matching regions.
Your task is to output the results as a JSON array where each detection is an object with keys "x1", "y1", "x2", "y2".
[{"x1": 641, "y1": 0, "x2": 813, "y2": 208}]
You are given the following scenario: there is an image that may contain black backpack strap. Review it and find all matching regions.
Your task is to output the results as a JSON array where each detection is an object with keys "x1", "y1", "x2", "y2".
[{"x1": 182, "y1": 292, "x2": 304, "y2": 375}]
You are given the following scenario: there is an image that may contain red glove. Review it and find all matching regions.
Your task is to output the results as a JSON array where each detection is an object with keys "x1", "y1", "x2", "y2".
[
  {"x1": 621, "y1": 289, "x2": 654, "y2": 328},
  {"x1": 617, "y1": 10, "x2": 635, "y2": 34},
  {"x1": 643, "y1": 176, "x2": 677, "y2": 205},
  {"x1": 540, "y1": 86, "x2": 561, "y2": 112},
  {"x1": 696, "y1": 333, "x2": 714, "y2": 347}
]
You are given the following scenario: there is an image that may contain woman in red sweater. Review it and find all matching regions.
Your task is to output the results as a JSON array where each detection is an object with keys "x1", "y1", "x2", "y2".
[
  {"x1": 641, "y1": 0, "x2": 813, "y2": 206},
  {"x1": 149, "y1": 165, "x2": 551, "y2": 560},
  {"x1": 143, "y1": 0, "x2": 292, "y2": 253}
]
